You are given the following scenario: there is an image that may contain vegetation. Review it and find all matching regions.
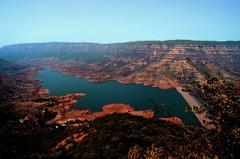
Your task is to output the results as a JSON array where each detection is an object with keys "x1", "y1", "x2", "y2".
[
  {"x1": 50, "y1": 114, "x2": 186, "y2": 159},
  {"x1": 0, "y1": 59, "x2": 239, "y2": 158},
  {"x1": 45, "y1": 76, "x2": 239, "y2": 159},
  {"x1": 194, "y1": 77, "x2": 240, "y2": 158}
]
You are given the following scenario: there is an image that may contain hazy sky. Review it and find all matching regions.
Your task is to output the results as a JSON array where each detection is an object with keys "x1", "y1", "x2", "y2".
[{"x1": 0, "y1": 0, "x2": 240, "y2": 46}]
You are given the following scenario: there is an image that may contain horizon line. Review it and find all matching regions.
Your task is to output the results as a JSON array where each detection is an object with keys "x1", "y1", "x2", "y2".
[{"x1": 1, "y1": 39, "x2": 240, "y2": 47}]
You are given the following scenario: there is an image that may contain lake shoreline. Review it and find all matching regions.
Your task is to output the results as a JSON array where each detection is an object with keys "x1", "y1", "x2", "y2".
[
  {"x1": 176, "y1": 87, "x2": 212, "y2": 127},
  {"x1": 34, "y1": 68, "x2": 200, "y2": 125}
]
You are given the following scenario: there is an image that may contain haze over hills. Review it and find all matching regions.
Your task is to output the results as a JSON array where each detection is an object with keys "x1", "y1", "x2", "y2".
[{"x1": 1, "y1": 40, "x2": 240, "y2": 59}]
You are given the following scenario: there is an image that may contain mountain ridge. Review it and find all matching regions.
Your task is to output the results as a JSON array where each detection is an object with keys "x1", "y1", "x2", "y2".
[{"x1": 1, "y1": 39, "x2": 240, "y2": 48}]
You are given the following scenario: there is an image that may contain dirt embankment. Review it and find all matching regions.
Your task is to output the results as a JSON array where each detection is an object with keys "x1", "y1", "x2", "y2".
[
  {"x1": 176, "y1": 87, "x2": 213, "y2": 128},
  {"x1": 47, "y1": 96, "x2": 154, "y2": 124}
]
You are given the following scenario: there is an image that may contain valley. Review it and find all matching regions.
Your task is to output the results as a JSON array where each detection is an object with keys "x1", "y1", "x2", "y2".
[
  {"x1": 1, "y1": 41, "x2": 239, "y2": 90},
  {"x1": 0, "y1": 40, "x2": 239, "y2": 158}
]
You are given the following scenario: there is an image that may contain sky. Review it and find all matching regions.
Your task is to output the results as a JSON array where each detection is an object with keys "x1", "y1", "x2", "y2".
[{"x1": 0, "y1": 0, "x2": 240, "y2": 46}]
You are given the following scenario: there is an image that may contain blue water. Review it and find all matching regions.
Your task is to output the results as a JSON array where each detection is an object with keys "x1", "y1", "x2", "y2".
[{"x1": 35, "y1": 68, "x2": 199, "y2": 125}]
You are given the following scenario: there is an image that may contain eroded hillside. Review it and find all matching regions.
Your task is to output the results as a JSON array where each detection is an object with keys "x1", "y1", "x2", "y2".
[{"x1": 1, "y1": 41, "x2": 238, "y2": 89}]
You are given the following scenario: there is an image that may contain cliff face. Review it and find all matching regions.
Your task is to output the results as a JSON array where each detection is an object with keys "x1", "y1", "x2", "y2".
[
  {"x1": 0, "y1": 41, "x2": 239, "y2": 88},
  {"x1": 1, "y1": 42, "x2": 240, "y2": 158}
]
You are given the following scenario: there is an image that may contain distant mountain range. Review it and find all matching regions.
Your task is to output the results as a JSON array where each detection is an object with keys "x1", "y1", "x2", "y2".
[
  {"x1": 0, "y1": 40, "x2": 239, "y2": 87},
  {"x1": 1, "y1": 40, "x2": 240, "y2": 60}
]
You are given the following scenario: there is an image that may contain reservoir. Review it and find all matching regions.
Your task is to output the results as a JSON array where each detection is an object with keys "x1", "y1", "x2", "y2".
[{"x1": 35, "y1": 68, "x2": 199, "y2": 125}]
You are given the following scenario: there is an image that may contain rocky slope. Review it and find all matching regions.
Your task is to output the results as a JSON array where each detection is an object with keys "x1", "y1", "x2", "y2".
[
  {"x1": 0, "y1": 59, "x2": 201, "y2": 159},
  {"x1": 1, "y1": 42, "x2": 240, "y2": 158},
  {"x1": 1, "y1": 40, "x2": 239, "y2": 89}
]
